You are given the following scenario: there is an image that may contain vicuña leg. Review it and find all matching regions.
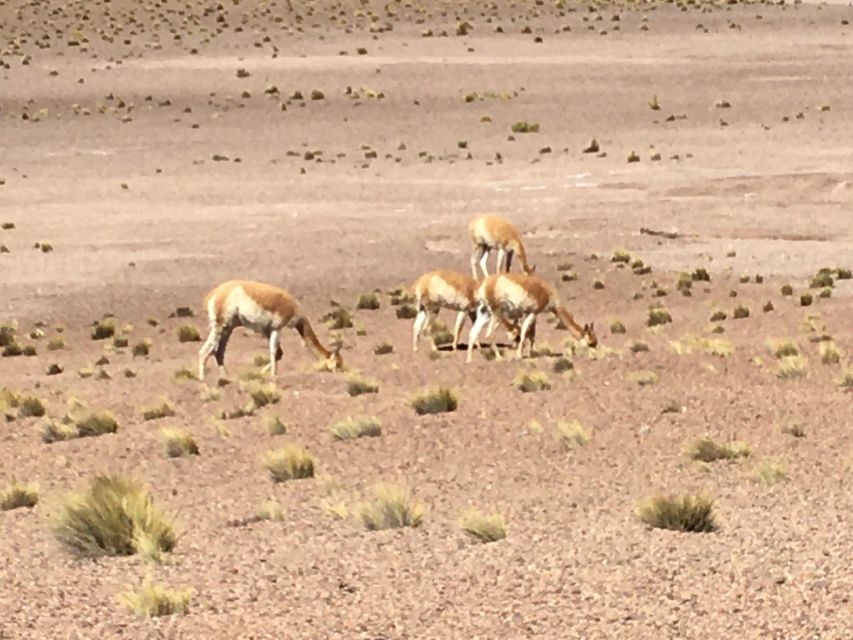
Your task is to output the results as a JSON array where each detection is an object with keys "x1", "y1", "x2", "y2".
[
  {"x1": 496, "y1": 247, "x2": 506, "y2": 273},
  {"x1": 212, "y1": 325, "x2": 233, "y2": 379},
  {"x1": 412, "y1": 307, "x2": 429, "y2": 352},
  {"x1": 478, "y1": 247, "x2": 491, "y2": 278},
  {"x1": 467, "y1": 306, "x2": 492, "y2": 364},
  {"x1": 198, "y1": 326, "x2": 220, "y2": 381},
  {"x1": 452, "y1": 311, "x2": 467, "y2": 350},
  {"x1": 505, "y1": 250, "x2": 514, "y2": 273},
  {"x1": 264, "y1": 330, "x2": 281, "y2": 376},
  {"x1": 471, "y1": 244, "x2": 487, "y2": 279},
  {"x1": 517, "y1": 313, "x2": 536, "y2": 359}
]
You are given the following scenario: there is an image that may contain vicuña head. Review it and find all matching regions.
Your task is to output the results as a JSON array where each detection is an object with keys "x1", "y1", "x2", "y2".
[
  {"x1": 467, "y1": 273, "x2": 597, "y2": 363},
  {"x1": 468, "y1": 215, "x2": 535, "y2": 279},
  {"x1": 198, "y1": 280, "x2": 343, "y2": 380}
]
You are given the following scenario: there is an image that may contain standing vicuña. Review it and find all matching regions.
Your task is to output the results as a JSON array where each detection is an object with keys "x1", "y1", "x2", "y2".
[
  {"x1": 467, "y1": 273, "x2": 597, "y2": 363},
  {"x1": 469, "y1": 215, "x2": 535, "y2": 279},
  {"x1": 198, "y1": 280, "x2": 342, "y2": 380}
]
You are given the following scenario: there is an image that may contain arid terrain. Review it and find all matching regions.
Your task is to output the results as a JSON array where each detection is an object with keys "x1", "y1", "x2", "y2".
[{"x1": 1, "y1": 0, "x2": 852, "y2": 638}]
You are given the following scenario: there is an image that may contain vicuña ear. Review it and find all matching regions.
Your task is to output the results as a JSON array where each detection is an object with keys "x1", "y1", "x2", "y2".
[{"x1": 530, "y1": 264, "x2": 537, "y2": 274}]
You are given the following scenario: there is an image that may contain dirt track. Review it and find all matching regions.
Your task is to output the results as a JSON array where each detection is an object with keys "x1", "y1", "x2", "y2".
[{"x1": 1, "y1": 1, "x2": 852, "y2": 638}]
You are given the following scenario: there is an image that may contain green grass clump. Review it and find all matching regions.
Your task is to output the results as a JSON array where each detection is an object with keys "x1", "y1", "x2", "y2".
[
  {"x1": 460, "y1": 509, "x2": 506, "y2": 543},
  {"x1": 119, "y1": 578, "x2": 191, "y2": 618},
  {"x1": 683, "y1": 436, "x2": 750, "y2": 462},
  {"x1": 411, "y1": 386, "x2": 458, "y2": 415},
  {"x1": 556, "y1": 420, "x2": 590, "y2": 450},
  {"x1": 395, "y1": 304, "x2": 418, "y2": 320},
  {"x1": 647, "y1": 308, "x2": 672, "y2": 327},
  {"x1": 322, "y1": 307, "x2": 353, "y2": 329},
  {"x1": 0, "y1": 482, "x2": 39, "y2": 511},
  {"x1": 176, "y1": 325, "x2": 201, "y2": 343},
  {"x1": 373, "y1": 342, "x2": 394, "y2": 355},
  {"x1": 91, "y1": 318, "x2": 116, "y2": 340},
  {"x1": 513, "y1": 370, "x2": 551, "y2": 392},
  {"x1": 356, "y1": 293, "x2": 380, "y2": 310},
  {"x1": 17, "y1": 395, "x2": 45, "y2": 418},
  {"x1": 510, "y1": 121, "x2": 540, "y2": 133},
  {"x1": 263, "y1": 445, "x2": 315, "y2": 482},
  {"x1": 359, "y1": 483, "x2": 423, "y2": 531},
  {"x1": 752, "y1": 460, "x2": 787, "y2": 485},
  {"x1": 53, "y1": 474, "x2": 177, "y2": 559},
  {"x1": 132, "y1": 340, "x2": 152, "y2": 357},
  {"x1": 329, "y1": 416, "x2": 382, "y2": 441},
  {"x1": 809, "y1": 270, "x2": 833, "y2": 289},
  {"x1": 637, "y1": 494, "x2": 717, "y2": 533},
  {"x1": 160, "y1": 428, "x2": 199, "y2": 458},
  {"x1": 142, "y1": 400, "x2": 176, "y2": 421},
  {"x1": 610, "y1": 320, "x2": 626, "y2": 335},
  {"x1": 611, "y1": 249, "x2": 631, "y2": 264},
  {"x1": 776, "y1": 355, "x2": 807, "y2": 380},
  {"x1": 345, "y1": 373, "x2": 379, "y2": 397}
]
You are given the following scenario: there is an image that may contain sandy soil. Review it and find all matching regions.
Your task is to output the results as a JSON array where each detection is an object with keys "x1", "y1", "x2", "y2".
[{"x1": 1, "y1": 0, "x2": 852, "y2": 638}]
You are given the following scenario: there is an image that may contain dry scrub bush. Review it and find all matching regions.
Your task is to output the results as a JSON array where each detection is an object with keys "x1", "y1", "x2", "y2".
[
  {"x1": 637, "y1": 494, "x2": 717, "y2": 533},
  {"x1": 176, "y1": 325, "x2": 201, "y2": 342},
  {"x1": 411, "y1": 386, "x2": 458, "y2": 415},
  {"x1": 647, "y1": 308, "x2": 672, "y2": 327},
  {"x1": 120, "y1": 578, "x2": 191, "y2": 618},
  {"x1": 330, "y1": 416, "x2": 382, "y2": 441},
  {"x1": 345, "y1": 374, "x2": 379, "y2": 397},
  {"x1": 683, "y1": 437, "x2": 750, "y2": 462},
  {"x1": 263, "y1": 414, "x2": 287, "y2": 436},
  {"x1": 53, "y1": 474, "x2": 177, "y2": 559},
  {"x1": 781, "y1": 422, "x2": 806, "y2": 438},
  {"x1": 160, "y1": 428, "x2": 199, "y2": 458},
  {"x1": 513, "y1": 370, "x2": 551, "y2": 392},
  {"x1": 373, "y1": 342, "x2": 393, "y2": 355},
  {"x1": 776, "y1": 355, "x2": 807, "y2": 380},
  {"x1": 356, "y1": 293, "x2": 380, "y2": 310},
  {"x1": 836, "y1": 368, "x2": 853, "y2": 389},
  {"x1": 460, "y1": 509, "x2": 506, "y2": 543},
  {"x1": 322, "y1": 307, "x2": 353, "y2": 329},
  {"x1": 91, "y1": 318, "x2": 116, "y2": 340},
  {"x1": 257, "y1": 498, "x2": 284, "y2": 522},
  {"x1": 556, "y1": 421, "x2": 590, "y2": 450},
  {"x1": 142, "y1": 399, "x2": 175, "y2": 421},
  {"x1": 819, "y1": 341, "x2": 840, "y2": 365},
  {"x1": 359, "y1": 484, "x2": 423, "y2": 531},
  {"x1": 244, "y1": 382, "x2": 281, "y2": 408},
  {"x1": 767, "y1": 339, "x2": 799, "y2": 359},
  {"x1": 42, "y1": 402, "x2": 118, "y2": 443},
  {"x1": 263, "y1": 445, "x2": 315, "y2": 482},
  {"x1": 752, "y1": 460, "x2": 787, "y2": 485},
  {"x1": 0, "y1": 482, "x2": 39, "y2": 510}
]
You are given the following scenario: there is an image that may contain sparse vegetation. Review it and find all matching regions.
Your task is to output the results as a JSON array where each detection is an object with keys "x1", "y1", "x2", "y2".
[
  {"x1": 53, "y1": 474, "x2": 177, "y2": 559},
  {"x1": 91, "y1": 318, "x2": 116, "y2": 340},
  {"x1": 627, "y1": 370, "x2": 658, "y2": 386},
  {"x1": 373, "y1": 342, "x2": 393, "y2": 356},
  {"x1": 356, "y1": 293, "x2": 381, "y2": 310},
  {"x1": 781, "y1": 284, "x2": 793, "y2": 296},
  {"x1": 160, "y1": 428, "x2": 199, "y2": 458},
  {"x1": 611, "y1": 249, "x2": 631, "y2": 264},
  {"x1": 132, "y1": 340, "x2": 152, "y2": 357},
  {"x1": 781, "y1": 422, "x2": 806, "y2": 438},
  {"x1": 835, "y1": 368, "x2": 853, "y2": 389},
  {"x1": 776, "y1": 355, "x2": 807, "y2": 380},
  {"x1": 47, "y1": 336, "x2": 65, "y2": 351},
  {"x1": 556, "y1": 420, "x2": 590, "y2": 450},
  {"x1": 630, "y1": 341, "x2": 649, "y2": 353},
  {"x1": 176, "y1": 325, "x2": 201, "y2": 342},
  {"x1": 411, "y1": 386, "x2": 458, "y2": 415},
  {"x1": 683, "y1": 436, "x2": 750, "y2": 462},
  {"x1": 800, "y1": 293, "x2": 813, "y2": 307},
  {"x1": 17, "y1": 395, "x2": 46, "y2": 418},
  {"x1": 42, "y1": 403, "x2": 118, "y2": 443},
  {"x1": 637, "y1": 494, "x2": 717, "y2": 533},
  {"x1": 460, "y1": 509, "x2": 506, "y2": 543},
  {"x1": 752, "y1": 460, "x2": 787, "y2": 485},
  {"x1": 245, "y1": 381, "x2": 281, "y2": 408},
  {"x1": 142, "y1": 399, "x2": 176, "y2": 421},
  {"x1": 346, "y1": 373, "x2": 379, "y2": 397},
  {"x1": 510, "y1": 121, "x2": 539, "y2": 133},
  {"x1": 552, "y1": 356, "x2": 574, "y2": 373},
  {"x1": 359, "y1": 484, "x2": 423, "y2": 531},
  {"x1": 322, "y1": 307, "x2": 354, "y2": 329},
  {"x1": 767, "y1": 338, "x2": 799, "y2": 359},
  {"x1": 120, "y1": 578, "x2": 191, "y2": 618},
  {"x1": 329, "y1": 416, "x2": 382, "y2": 441},
  {"x1": 809, "y1": 269, "x2": 833, "y2": 289},
  {"x1": 396, "y1": 304, "x2": 418, "y2": 320},
  {"x1": 733, "y1": 305, "x2": 750, "y2": 319},
  {"x1": 647, "y1": 308, "x2": 672, "y2": 327},
  {"x1": 263, "y1": 414, "x2": 287, "y2": 436},
  {"x1": 0, "y1": 482, "x2": 39, "y2": 511},
  {"x1": 263, "y1": 445, "x2": 315, "y2": 482},
  {"x1": 513, "y1": 370, "x2": 551, "y2": 392},
  {"x1": 610, "y1": 320, "x2": 626, "y2": 334}
]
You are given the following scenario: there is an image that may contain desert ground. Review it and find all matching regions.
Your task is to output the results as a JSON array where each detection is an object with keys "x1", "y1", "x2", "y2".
[{"x1": 1, "y1": 0, "x2": 852, "y2": 638}]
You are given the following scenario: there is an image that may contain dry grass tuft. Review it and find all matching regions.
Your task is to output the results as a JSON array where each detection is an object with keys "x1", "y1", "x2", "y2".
[
  {"x1": 781, "y1": 422, "x2": 806, "y2": 438},
  {"x1": 119, "y1": 578, "x2": 191, "y2": 618},
  {"x1": 257, "y1": 498, "x2": 284, "y2": 521},
  {"x1": 460, "y1": 509, "x2": 506, "y2": 543},
  {"x1": 330, "y1": 416, "x2": 382, "y2": 441},
  {"x1": 776, "y1": 355, "x2": 807, "y2": 380},
  {"x1": 244, "y1": 381, "x2": 281, "y2": 409},
  {"x1": 752, "y1": 460, "x2": 787, "y2": 485},
  {"x1": 373, "y1": 342, "x2": 394, "y2": 355},
  {"x1": 683, "y1": 436, "x2": 750, "y2": 462},
  {"x1": 835, "y1": 367, "x2": 853, "y2": 389},
  {"x1": 411, "y1": 386, "x2": 458, "y2": 415},
  {"x1": 132, "y1": 339, "x2": 152, "y2": 357},
  {"x1": 91, "y1": 318, "x2": 116, "y2": 340},
  {"x1": 0, "y1": 481, "x2": 39, "y2": 511},
  {"x1": 142, "y1": 399, "x2": 176, "y2": 421},
  {"x1": 610, "y1": 320, "x2": 626, "y2": 334},
  {"x1": 766, "y1": 338, "x2": 799, "y2": 359},
  {"x1": 42, "y1": 402, "x2": 118, "y2": 443},
  {"x1": 395, "y1": 304, "x2": 418, "y2": 320},
  {"x1": 819, "y1": 341, "x2": 840, "y2": 365},
  {"x1": 176, "y1": 324, "x2": 201, "y2": 343},
  {"x1": 322, "y1": 307, "x2": 354, "y2": 329},
  {"x1": 17, "y1": 395, "x2": 46, "y2": 418},
  {"x1": 556, "y1": 420, "x2": 590, "y2": 450},
  {"x1": 356, "y1": 293, "x2": 381, "y2": 310},
  {"x1": 263, "y1": 445, "x2": 315, "y2": 482},
  {"x1": 513, "y1": 370, "x2": 551, "y2": 392},
  {"x1": 359, "y1": 484, "x2": 423, "y2": 531},
  {"x1": 345, "y1": 373, "x2": 379, "y2": 397},
  {"x1": 637, "y1": 494, "x2": 717, "y2": 533},
  {"x1": 53, "y1": 474, "x2": 177, "y2": 559},
  {"x1": 263, "y1": 414, "x2": 287, "y2": 436},
  {"x1": 160, "y1": 428, "x2": 199, "y2": 458},
  {"x1": 647, "y1": 307, "x2": 672, "y2": 327}
]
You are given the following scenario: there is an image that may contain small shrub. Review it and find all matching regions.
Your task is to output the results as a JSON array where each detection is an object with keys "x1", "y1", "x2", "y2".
[
  {"x1": 160, "y1": 428, "x2": 199, "y2": 458},
  {"x1": 0, "y1": 482, "x2": 39, "y2": 510},
  {"x1": 263, "y1": 445, "x2": 315, "y2": 481},
  {"x1": 395, "y1": 304, "x2": 418, "y2": 320},
  {"x1": 263, "y1": 414, "x2": 287, "y2": 436},
  {"x1": 245, "y1": 382, "x2": 281, "y2": 408},
  {"x1": 809, "y1": 270, "x2": 833, "y2": 289},
  {"x1": 329, "y1": 416, "x2": 382, "y2": 441},
  {"x1": 592, "y1": 280, "x2": 605, "y2": 290},
  {"x1": 431, "y1": 326, "x2": 454, "y2": 349},
  {"x1": 630, "y1": 341, "x2": 649, "y2": 354},
  {"x1": 692, "y1": 267, "x2": 711, "y2": 282},
  {"x1": 120, "y1": 578, "x2": 191, "y2": 618},
  {"x1": 781, "y1": 422, "x2": 806, "y2": 438},
  {"x1": 556, "y1": 420, "x2": 590, "y2": 450},
  {"x1": 47, "y1": 336, "x2": 65, "y2": 351},
  {"x1": 767, "y1": 339, "x2": 799, "y2": 359},
  {"x1": 637, "y1": 494, "x2": 717, "y2": 533},
  {"x1": 510, "y1": 121, "x2": 539, "y2": 133},
  {"x1": 112, "y1": 335, "x2": 129, "y2": 349},
  {"x1": 818, "y1": 287, "x2": 832, "y2": 299},
  {"x1": 647, "y1": 308, "x2": 672, "y2": 327},
  {"x1": 781, "y1": 284, "x2": 793, "y2": 296},
  {"x1": 359, "y1": 484, "x2": 423, "y2": 531},
  {"x1": 627, "y1": 370, "x2": 658, "y2": 386},
  {"x1": 132, "y1": 340, "x2": 152, "y2": 357},
  {"x1": 142, "y1": 400, "x2": 175, "y2": 421},
  {"x1": 356, "y1": 293, "x2": 380, "y2": 310},
  {"x1": 835, "y1": 368, "x2": 853, "y2": 389},
  {"x1": 800, "y1": 293, "x2": 813, "y2": 307},
  {"x1": 346, "y1": 374, "x2": 379, "y2": 397},
  {"x1": 53, "y1": 474, "x2": 177, "y2": 559},
  {"x1": 91, "y1": 319, "x2": 116, "y2": 340},
  {"x1": 373, "y1": 342, "x2": 393, "y2": 355},
  {"x1": 513, "y1": 370, "x2": 551, "y2": 393},
  {"x1": 176, "y1": 325, "x2": 201, "y2": 343},
  {"x1": 411, "y1": 386, "x2": 458, "y2": 415},
  {"x1": 733, "y1": 305, "x2": 749, "y2": 319},
  {"x1": 683, "y1": 437, "x2": 750, "y2": 462},
  {"x1": 173, "y1": 368, "x2": 196, "y2": 381},
  {"x1": 763, "y1": 301, "x2": 774, "y2": 313},
  {"x1": 611, "y1": 249, "x2": 631, "y2": 264},
  {"x1": 776, "y1": 355, "x2": 807, "y2": 380},
  {"x1": 710, "y1": 310, "x2": 726, "y2": 322},
  {"x1": 836, "y1": 267, "x2": 851, "y2": 279},
  {"x1": 552, "y1": 356, "x2": 574, "y2": 373},
  {"x1": 0, "y1": 324, "x2": 16, "y2": 347},
  {"x1": 17, "y1": 395, "x2": 46, "y2": 418},
  {"x1": 460, "y1": 509, "x2": 506, "y2": 543},
  {"x1": 322, "y1": 307, "x2": 353, "y2": 329},
  {"x1": 610, "y1": 320, "x2": 626, "y2": 335},
  {"x1": 752, "y1": 460, "x2": 786, "y2": 485}
]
